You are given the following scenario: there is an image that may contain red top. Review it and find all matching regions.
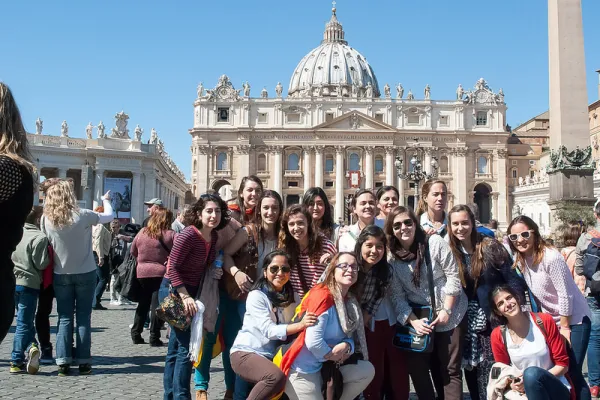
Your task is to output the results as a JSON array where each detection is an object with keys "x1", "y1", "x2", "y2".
[
  {"x1": 131, "y1": 229, "x2": 175, "y2": 279},
  {"x1": 490, "y1": 312, "x2": 574, "y2": 400}
]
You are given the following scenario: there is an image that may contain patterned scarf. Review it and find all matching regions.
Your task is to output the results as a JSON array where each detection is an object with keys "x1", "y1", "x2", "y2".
[
  {"x1": 257, "y1": 280, "x2": 294, "y2": 309},
  {"x1": 330, "y1": 284, "x2": 369, "y2": 361}
]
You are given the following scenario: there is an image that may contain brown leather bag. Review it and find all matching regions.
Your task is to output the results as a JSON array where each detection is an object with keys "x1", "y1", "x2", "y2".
[{"x1": 221, "y1": 225, "x2": 259, "y2": 300}]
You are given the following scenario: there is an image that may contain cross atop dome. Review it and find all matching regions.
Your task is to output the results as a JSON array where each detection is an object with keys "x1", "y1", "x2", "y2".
[{"x1": 323, "y1": 1, "x2": 346, "y2": 44}]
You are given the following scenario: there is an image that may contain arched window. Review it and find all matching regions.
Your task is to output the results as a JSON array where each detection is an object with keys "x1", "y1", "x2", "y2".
[
  {"x1": 325, "y1": 155, "x2": 334, "y2": 172},
  {"x1": 374, "y1": 155, "x2": 384, "y2": 173},
  {"x1": 287, "y1": 153, "x2": 299, "y2": 170},
  {"x1": 193, "y1": 159, "x2": 197, "y2": 172},
  {"x1": 349, "y1": 152, "x2": 360, "y2": 171},
  {"x1": 257, "y1": 154, "x2": 267, "y2": 171},
  {"x1": 439, "y1": 156, "x2": 449, "y2": 173},
  {"x1": 477, "y1": 156, "x2": 488, "y2": 174},
  {"x1": 216, "y1": 152, "x2": 228, "y2": 171}
]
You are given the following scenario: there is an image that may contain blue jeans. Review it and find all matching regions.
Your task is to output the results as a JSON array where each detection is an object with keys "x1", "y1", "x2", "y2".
[
  {"x1": 523, "y1": 366, "x2": 570, "y2": 400},
  {"x1": 194, "y1": 290, "x2": 244, "y2": 392},
  {"x1": 53, "y1": 270, "x2": 96, "y2": 365},
  {"x1": 233, "y1": 375, "x2": 253, "y2": 400},
  {"x1": 570, "y1": 316, "x2": 592, "y2": 400},
  {"x1": 163, "y1": 325, "x2": 192, "y2": 400},
  {"x1": 588, "y1": 297, "x2": 600, "y2": 387},
  {"x1": 11, "y1": 286, "x2": 39, "y2": 364}
]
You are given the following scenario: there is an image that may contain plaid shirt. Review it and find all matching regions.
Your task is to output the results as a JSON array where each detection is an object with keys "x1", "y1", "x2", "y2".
[{"x1": 360, "y1": 263, "x2": 392, "y2": 316}]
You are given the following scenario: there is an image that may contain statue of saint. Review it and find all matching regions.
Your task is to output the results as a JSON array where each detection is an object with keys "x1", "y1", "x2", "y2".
[
  {"x1": 197, "y1": 82, "x2": 204, "y2": 98},
  {"x1": 150, "y1": 128, "x2": 158, "y2": 144},
  {"x1": 35, "y1": 117, "x2": 43, "y2": 134},
  {"x1": 498, "y1": 88, "x2": 505, "y2": 103},
  {"x1": 396, "y1": 83, "x2": 404, "y2": 99},
  {"x1": 384, "y1": 83, "x2": 391, "y2": 98},
  {"x1": 424, "y1": 84, "x2": 431, "y2": 100},
  {"x1": 97, "y1": 121, "x2": 105, "y2": 138},
  {"x1": 456, "y1": 84, "x2": 464, "y2": 100},
  {"x1": 407, "y1": 90, "x2": 414, "y2": 100},
  {"x1": 261, "y1": 87, "x2": 268, "y2": 99},
  {"x1": 85, "y1": 122, "x2": 93, "y2": 139},
  {"x1": 134, "y1": 124, "x2": 143, "y2": 141},
  {"x1": 243, "y1": 81, "x2": 251, "y2": 97},
  {"x1": 365, "y1": 83, "x2": 373, "y2": 98},
  {"x1": 61, "y1": 120, "x2": 69, "y2": 137},
  {"x1": 275, "y1": 82, "x2": 283, "y2": 98}
]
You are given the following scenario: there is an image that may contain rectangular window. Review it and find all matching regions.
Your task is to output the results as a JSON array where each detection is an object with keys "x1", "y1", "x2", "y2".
[
  {"x1": 512, "y1": 160, "x2": 517, "y2": 165},
  {"x1": 409, "y1": 182, "x2": 416, "y2": 189},
  {"x1": 218, "y1": 107, "x2": 229, "y2": 122},
  {"x1": 325, "y1": 157, "x2": 334, "y2": 172},
  {"x1": 374, "y1": 158, "x2": 384, "y2": 173},
  {"x1": 325, "y1": 181, "x2": 334, "y2": 188},
  {"x1": 476, "y1": 111, "x2": 488, "y2": 126},
  {"x1": 325, "y1": 112, "x2": 334, "y2": 123},
  {"x1": 407, "y1": 115, "x2": 420, "y2": 125},
  {"x1": 439, "y1": 115, "x2": 449, "y2": 126},
  {"x1": 374, "y1": 181, "x2": 383, "y2": 188},
  {"x1": 287, "y1": 113, "x2": 300, "y2": 123},
  {"x1": 258, "y1": 112, "x2": 268, "y2": 123},
  {"x1": 287, "y1": 181, "x2": 298, "y2": 187},
  {"x1": 375, "y1": 113, "x2": 384, "y2": 122},
  {"x1": 512, "y1": 169, "x2": 518, "y2": 178}
]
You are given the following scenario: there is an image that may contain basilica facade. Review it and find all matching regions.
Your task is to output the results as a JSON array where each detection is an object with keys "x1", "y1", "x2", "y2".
[{"x1": 189, "y1": 7, "x2": 510, "y2": 227}]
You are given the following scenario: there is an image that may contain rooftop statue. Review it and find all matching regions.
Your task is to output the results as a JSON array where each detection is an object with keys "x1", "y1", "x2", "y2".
[
  {"x1": 85, "y1": 122, "x2": 93, "y2": 139},
  {"x1": 61, "y1": 120, "x2": 69, "y2": 137},
  {"x1": 97, "y1": 121, "x2": 106, "y2": 138},
  {"x1": 384, "y1": 83, "x2": 391, "y2": 98},
  {"x1": 242, "y1": 81, "x2": 251, "y2": 97},
  {"x1": 197, "y1": 82, "x2": 204, "y2": 98},
  {"x1": 406, "y1": 90, "x2": 414, "y2": 100},
  {"x1": 134, "y1": 124, "x2": 143, "y2": 141},
  {"x1": 275, "y1": 82, "x2": 283, "y2": 98},
  {"x1": 150, "y1": 128, "x2": 158, "y2": 144},
  {"x1": 424, "y1": 84, "x2": 431, "y2": 100},
  {"x1": 456, "y1": 84, "x2": 464, "y2": 100},
  {"x1": 396, "y1": 83, "x2": 404, "y2": 99},
  {"x1": 35, "y1": 118, "x2": 43, "y2": 135}
]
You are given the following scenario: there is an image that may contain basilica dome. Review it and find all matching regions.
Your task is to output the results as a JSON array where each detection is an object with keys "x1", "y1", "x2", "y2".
[{"x1": 288, "y1": 7, "x2": 380, "y2": 98}]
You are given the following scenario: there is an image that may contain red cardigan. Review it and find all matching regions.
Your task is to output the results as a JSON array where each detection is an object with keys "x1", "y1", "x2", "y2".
[{"x1": 490, "y1": 312, "x2": 574, "y2": 400}]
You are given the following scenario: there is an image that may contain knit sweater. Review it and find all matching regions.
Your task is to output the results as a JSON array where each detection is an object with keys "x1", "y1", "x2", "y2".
[
  {"x1": 388, "y1": 234, "x2": 468, "y2": 332},
  {"x1": 130, "y1": 229, "x2": 175, "y2": 279},
  {"x1": 11, "y1": 223, "x2": 50, "y2": 289}
]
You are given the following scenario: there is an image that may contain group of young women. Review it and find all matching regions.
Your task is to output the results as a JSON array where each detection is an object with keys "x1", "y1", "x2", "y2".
[{"x1": 153, "y1": 173, "x2": 592, "y2": 400}]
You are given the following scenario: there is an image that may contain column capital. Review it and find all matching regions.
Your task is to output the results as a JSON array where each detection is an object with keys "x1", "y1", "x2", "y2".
[
  {"x1": 335, "y1": 145, "x2": 346, "y2": 155},
  {"x1": 302, "y1": 145, "x2": 313, "y2": 154},
  {"x1": 385, "y1": 146, "x2": 396, "y2": 155},
  {"x1": 267, "y1": 145, "x2": 283, "y2": 154},
  {"x1": 490, "y1": 191, "x2": 500, "y2": 200},
  {"x1": 235, "y1": 144, "x2": 251, "y2": 154},
  {"x1": 364, "y1": 146, "x2": 375, "y2": 154},
  {"x1": 495, "y1": 149, "x2": 508, "y2": 159},
  {"x1": 314, "y1": 145, "x2": 325, "y2": 154},
  {"x1": 452, "y1": 147, "x2": 468, "y2": 157},
  {"x1": 197, "y1": 145, "x2": 211, "y2": 155},
  {"x1": 423, "y1": 146, "x2": 438, "y2": 155}
]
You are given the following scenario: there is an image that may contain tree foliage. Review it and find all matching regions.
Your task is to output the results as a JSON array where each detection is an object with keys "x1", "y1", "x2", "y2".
[{"x1": 555, "y1": 201, "x2": 595, "y2": 231}]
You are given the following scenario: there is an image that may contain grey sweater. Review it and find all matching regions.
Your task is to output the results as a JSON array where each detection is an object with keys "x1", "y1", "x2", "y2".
[{"x1": 12, "y1": 223, "x2": 50, "y2": 289}]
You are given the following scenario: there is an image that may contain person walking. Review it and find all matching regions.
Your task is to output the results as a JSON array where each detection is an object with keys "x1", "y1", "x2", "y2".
[{"x1": 92, "y1": 209, "x2": 112, "y2": 310}]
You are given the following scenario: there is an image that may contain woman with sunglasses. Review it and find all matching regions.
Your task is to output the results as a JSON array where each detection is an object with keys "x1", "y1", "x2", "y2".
[
  {"x1": 302, "y1": 187, "x2": 338, "y2": 242},
  {"x1": 416, "y1": 180, "x2": 449, "y2": 238},
  {"x1": 278, "y1": 204, "x2": 337, "y2": 301},
  {"x1": 489, "y1": 284, "x2": 575, "y2": 400},
  {"x1": 507, "y1": 215, "x2": 591, "y2": 400},
  {"x1": 338, "y1": 189, "x2": 379, "y2": 252},
  {"x1": 385, "y1": 206, "x2": 467, "y2": 400},
  {"x1": 282, "y1": 252, "x2": 375, "y2": 400},
  {"x1": 355, "y1": 225, "x2": 409, "y2": 400},
  {"x1": 447, "y1": 205, "x2": 527, "y2": 400},
  {"x1": 230, "y1": 250, "x2": 318, "y2": 400},
  {"x1": 375, "y1": 186, "x2": 399, "y2": 226}
]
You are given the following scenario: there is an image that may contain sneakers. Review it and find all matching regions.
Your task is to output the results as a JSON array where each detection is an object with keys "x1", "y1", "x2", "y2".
[
  {"x1": 195, "y1": 390, "x2": 208, "y2": 400},
  {"x1": 109, "y1": 300, "x2": 122, "y2": 306},
  {"x1": 79, "y1": 364, "x2": 92, "y2": 375},
  {"x1": 591, "y1": 386, "x2": 599, "y2": 399},
  {"x1": 40, "y1": 346, "x2": 54, "y2": 365},
  {"x1": 58, "y1": 364, "x2": 71, "y2": 377},
  {"x1": 26, "y1": 345, "x2": 40, "y2": 374},
  {"x1": 9, "y1": 362, "x2": 24, "y2": 374}
]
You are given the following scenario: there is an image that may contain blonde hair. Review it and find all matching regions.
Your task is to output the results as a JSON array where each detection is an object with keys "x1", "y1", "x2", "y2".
[
  {"x1": 43, "y1": 180, "x2": 79, "y2": 228},
  {"x1": 0, "y1": 82, "x2": 35, "y2": 175}
]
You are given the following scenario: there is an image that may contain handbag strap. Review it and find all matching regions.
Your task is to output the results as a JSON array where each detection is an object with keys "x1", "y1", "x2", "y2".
[
  {"x1": 158, "y1": 236, "x2": 171, "y2": 254},
  {"x1": 423, "y1": 242, "x2": 437, "y2": 318}
]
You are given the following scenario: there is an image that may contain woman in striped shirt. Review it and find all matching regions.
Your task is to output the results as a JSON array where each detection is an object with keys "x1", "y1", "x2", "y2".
[
  {"x1": 161, "y1": 194, "x2": 230, "y2": 400},
  {"x1": 278, "y1": 204, "x2": 337, "y2": 301}
]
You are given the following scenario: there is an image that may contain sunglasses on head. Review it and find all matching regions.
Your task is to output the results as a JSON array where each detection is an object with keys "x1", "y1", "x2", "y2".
[
  {"x1": 336, "y1": 262, "x2": 359, "y2": 272},
  {"x1": 268, "y1": 265, "x2": 291, "y2": 274},
  {"x1": 508, "y1": 230, "x2": 534, "y2": 242},
  {"x1": 393, "y1": 219, "x2": 414, "y2": 230}
]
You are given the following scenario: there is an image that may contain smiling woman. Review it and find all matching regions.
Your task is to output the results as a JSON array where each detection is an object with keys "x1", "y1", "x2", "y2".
[{"x1": 338, "y1": 189, "x2": 378, "y2": 252}]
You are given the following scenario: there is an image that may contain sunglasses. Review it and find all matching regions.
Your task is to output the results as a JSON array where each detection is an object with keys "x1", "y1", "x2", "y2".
[
  {"x1": 268, "y1": 265, "x2": 291, "y2": 274},
  {"x1": 508, "y1": 230, "x2": 534, "y2": 242},
  {"x1": 392, "y1": 219, "x2": 414, "y2": 230},
  {"x1": 336, "y1": 262, "x2": 359, "y2": 273}
]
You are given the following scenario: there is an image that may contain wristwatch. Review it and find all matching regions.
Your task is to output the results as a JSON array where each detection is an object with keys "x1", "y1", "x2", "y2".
[{"x1": 442, "y1": 307, "x2": 452, "y2": 316}]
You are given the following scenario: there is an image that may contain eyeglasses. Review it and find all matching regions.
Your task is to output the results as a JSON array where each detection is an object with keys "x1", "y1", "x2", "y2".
[
  {"x1": 392, "y1": 219, "x2": 414, "y2": 230},
  {"x1": 336, "y1": 262, "x2": 359, "y2": 273},
  {"x1": 508, "y1": 230, "x2": 534, "y2": 242},
  {"x1": 268, "y1": 265, "x2": 291, "y2": 274}
]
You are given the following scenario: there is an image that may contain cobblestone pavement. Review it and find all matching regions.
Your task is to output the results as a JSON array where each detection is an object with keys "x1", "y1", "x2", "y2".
[{"x1": 5, "y1": 294, "x2": 589, "y2": 399}]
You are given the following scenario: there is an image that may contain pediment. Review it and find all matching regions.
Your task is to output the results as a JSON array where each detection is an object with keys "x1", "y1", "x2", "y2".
[{"x1": 315, "y1": 111, "x2": 396, "y2": 132}]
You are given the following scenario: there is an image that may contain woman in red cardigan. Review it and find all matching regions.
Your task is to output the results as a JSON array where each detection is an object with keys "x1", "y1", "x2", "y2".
[{"x1": 489, "y1": 284, "x2": 574, "y2": 400}]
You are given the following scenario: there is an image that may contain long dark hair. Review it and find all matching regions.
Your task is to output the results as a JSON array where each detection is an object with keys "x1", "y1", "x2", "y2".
[
  {"x1": 354, "y1": 225, "x2": 391, "y2": 305},
  {"x1": 236, "y1": 175, "x2": 264, "y2": 222},
  {"x1": 488, "y1": 284, "x2": 523, "y2": 327},
  {"x1": 447, "y1": 204, "x2": 485, "y2": 288},
  {"x1": 189, "y1": 193, "x2": 230, "y2": 230},
  {"x1": 251, "y1": 250, "x2": 294, "y2": 308},
  {"x1": 253, "y1": 190, "x2": 283, "y2": 245},
  {"x1": 302, "y1": 187, "x2": 335, "y2": 238},
  {"x1": 278, "y1": 204, "x2": 323, "y2": 270},
  {"x1": 507, "y1": 215, "x2": 547, "y2": 269},
  {"x1": 384, "y1": 206, "x2": 427, "y2": 286}
]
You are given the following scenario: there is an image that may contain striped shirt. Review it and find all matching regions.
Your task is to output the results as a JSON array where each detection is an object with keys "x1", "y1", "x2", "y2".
[
  {"x1": 167, "y1": 226, "x2": 218, "y2": 296},
  {"x1": 289, "y1": 237, "x2": 337, "y2": 299}
]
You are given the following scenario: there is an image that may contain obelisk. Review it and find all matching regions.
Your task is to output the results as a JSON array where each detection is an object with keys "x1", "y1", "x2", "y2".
[{"x1": 547, "y1": 0, "x2": 595, "y2": 227}]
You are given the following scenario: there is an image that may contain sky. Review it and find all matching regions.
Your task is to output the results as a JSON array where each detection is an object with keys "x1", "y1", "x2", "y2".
[{"x1": 3, "y1": 0, "x2": 600, "y2": 180}]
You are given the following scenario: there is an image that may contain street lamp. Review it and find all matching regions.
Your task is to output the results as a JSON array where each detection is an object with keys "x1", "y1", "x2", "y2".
[{"x1": 395, "y1": 148, "x2": 438, "y2": 206}]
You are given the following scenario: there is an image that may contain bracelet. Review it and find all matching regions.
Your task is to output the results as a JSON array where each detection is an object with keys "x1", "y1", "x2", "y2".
[{"x1": 233, "y1": 270, "x2": 242, "y2": 278}]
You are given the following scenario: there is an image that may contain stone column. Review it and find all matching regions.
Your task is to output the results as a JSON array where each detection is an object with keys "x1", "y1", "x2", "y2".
[
  {"x1": 495, "y1": 149, "x2": 509, "y2": 227},
  {"x1": 424, "y1": 150, "x2": 432, "y2": 173},
  {"x1": 335, "y1": 146, "x2": 345, "y2": 222},
  {"x1": 303, "y1": 146, "x2": 312, "y2": 190},
  {"x1": 132, "y1": 172, "x2": 142, "y2": 223},
  {"x1": 314, "y1": 146, "x2": 324, "y2": 189},
  {"x1": 385, "y1": 146, "x2": 395, "y2": 186},
  {"x1": 396, "y1": 147, "x2": 405, "y2": 205},
  {"x1": 364, "y1": 146, "x2": 374, "y2": 189},
  {"x1": 94, "y1": 168, "x2": 104, "y2": 204},
  {"x1": 490, "y1": 191, "x2": 499, "y2": 221},
  {"x1": 271, "y1": 146, "x2": 283, "y2": 194},
  {"x1": 196, "y1": 145, "x2": 210, "y2": 195},
  {"x1": 453, "y1": 148, "x2": 468, "y2": 204},
  {"x1": 236, "y1": 145, "x2": 251, "y2": 180}
]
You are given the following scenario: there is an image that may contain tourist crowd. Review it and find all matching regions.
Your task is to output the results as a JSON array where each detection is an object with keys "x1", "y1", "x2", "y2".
[{"x1": 1, "y1": 81, "x2": 599, "y2": 400}]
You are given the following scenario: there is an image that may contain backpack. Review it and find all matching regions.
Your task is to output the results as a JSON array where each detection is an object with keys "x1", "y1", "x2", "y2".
[{"x1": 582, "y1": 230, "x2": 600, "y2": 292}]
